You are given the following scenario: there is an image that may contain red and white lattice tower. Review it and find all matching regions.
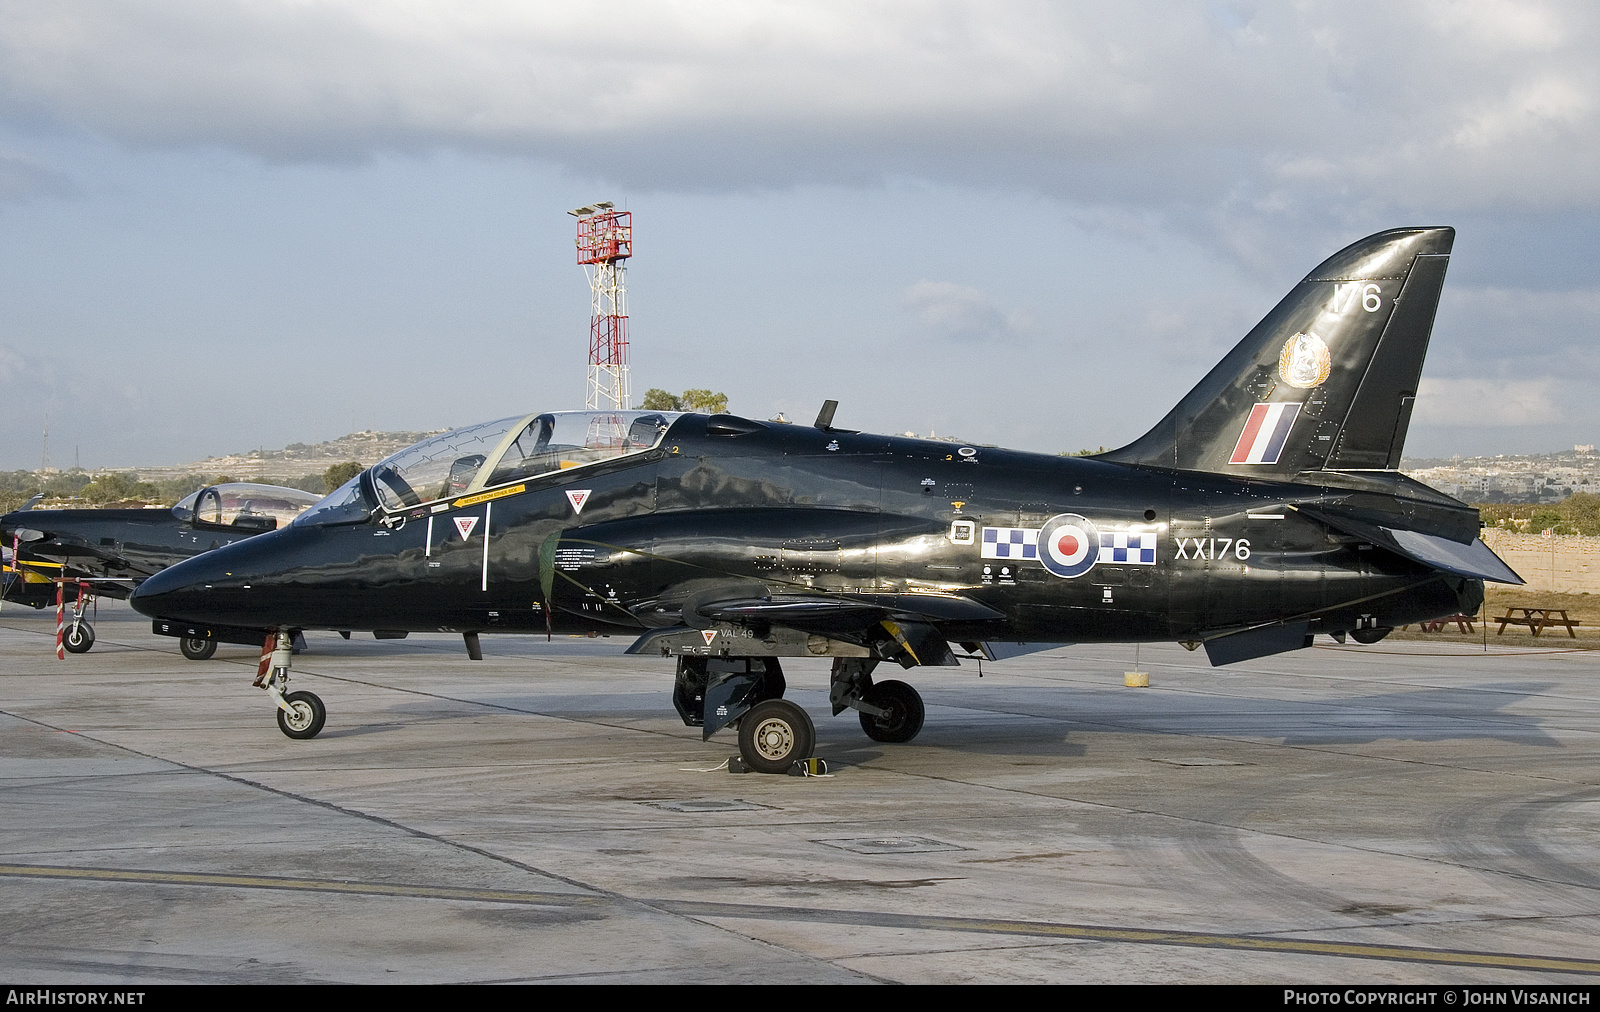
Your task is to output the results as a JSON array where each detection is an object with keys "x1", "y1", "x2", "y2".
[{"x1": 571, "y1": 202, "x2": 633, "y2": 412}]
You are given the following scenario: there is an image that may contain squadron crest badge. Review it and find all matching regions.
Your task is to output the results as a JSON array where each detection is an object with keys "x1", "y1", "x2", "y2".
[{"x1": 1278, "y1": 332, "x2": 1331, "y2": 389}]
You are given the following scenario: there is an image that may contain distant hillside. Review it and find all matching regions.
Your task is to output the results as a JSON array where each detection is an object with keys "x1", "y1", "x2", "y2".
[
  {"x1": 3, "y1": 430, "x2": 445, "y2": 511},
  {"x1": 129, "y1": 430, "x2": 446, "y2": 483}
]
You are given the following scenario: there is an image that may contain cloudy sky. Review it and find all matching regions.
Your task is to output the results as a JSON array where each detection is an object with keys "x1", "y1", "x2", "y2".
[{"x1": 2, "y1": 1, "x2": 1599, "y2": 470}]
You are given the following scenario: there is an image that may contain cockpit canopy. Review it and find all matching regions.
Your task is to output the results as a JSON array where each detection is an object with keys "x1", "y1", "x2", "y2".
[
  {"x1": 172, "y1": 483, "x2": 322, "y2": 531},
  {"x1": 295, "y1": 410, "x2": 680, "y2": 525}
]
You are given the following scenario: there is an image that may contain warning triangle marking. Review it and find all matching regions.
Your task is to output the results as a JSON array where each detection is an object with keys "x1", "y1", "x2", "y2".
[
  {"x1": 701, "y1": 629, "x2": 717, "y2": 645},
  {"x1": 453, "y1": 516, "x2": 479, "y2": 541},
  {"x1": 566, "y1": 490, "x2": 592, "y2": 515}
]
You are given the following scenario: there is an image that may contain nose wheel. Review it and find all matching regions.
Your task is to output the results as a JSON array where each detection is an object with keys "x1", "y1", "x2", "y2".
[
  {"x1": 62, "y1": 620, "x2": 95, "y2": 654},
  {"x1": 276, "y1": 690, "x2": 326, "y2": 740}
]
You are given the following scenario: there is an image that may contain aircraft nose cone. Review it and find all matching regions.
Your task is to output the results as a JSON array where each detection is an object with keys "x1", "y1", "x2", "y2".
[
  {"x1": 130, "y1": 540, "x2": 266, "y2": 624},
  {"x1": 129, "y1": 557, "x2": 218, "y2": 621}
]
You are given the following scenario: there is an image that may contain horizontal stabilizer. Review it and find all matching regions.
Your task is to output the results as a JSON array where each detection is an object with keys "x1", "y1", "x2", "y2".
[
  {"x1": 1204, "y1": 622, "x2": 1313, "y2": 666},
  {"x1": 1300, "y1": 508, "x2": 1523, "y2": 584},
  {"x1": 1389, "y1": 529, "x2": 1523, "y2": 585}
]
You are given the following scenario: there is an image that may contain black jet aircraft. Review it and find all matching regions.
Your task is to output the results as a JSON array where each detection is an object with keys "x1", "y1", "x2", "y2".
[
  {"x1": 4, "y1": 482, "x2": 321, "y2": 656},
  {"x1": 131, "y1": 227, "x2": 1521, "y2": 770}
]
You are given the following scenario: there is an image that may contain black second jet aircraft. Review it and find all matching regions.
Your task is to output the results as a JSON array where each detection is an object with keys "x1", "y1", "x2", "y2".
[
  {"x1": 4, "y1": 483, "x2": 320, "y2": 655},
  {"x1": 131, "y1": 227, "x2": 1522, "y2": 770}
]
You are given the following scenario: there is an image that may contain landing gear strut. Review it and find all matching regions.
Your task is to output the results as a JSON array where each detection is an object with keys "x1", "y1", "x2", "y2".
[
  {"x1": 255, "y1": 628, "x2": 325, "y2": 740},
  {"x1": 830, "y1": 658, "x2": 925, "y2": 744},
  {"x1": 673, "y1": 656, "x2": 813, "y2": 773},
  {"x1": 55, "y1": 580, "x2": 97, "y2": 656}
]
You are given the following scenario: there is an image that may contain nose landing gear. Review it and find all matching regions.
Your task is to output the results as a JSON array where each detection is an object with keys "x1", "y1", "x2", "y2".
[
  {"x1": 54, "y1": 579, "x2": 99, "y2": 657},
  {"x1": 255, "y1": 628, "x2": 325, "y2": 740},
  {"x1": 62, "y1": 619, "x2": 95, "y2": 654}
]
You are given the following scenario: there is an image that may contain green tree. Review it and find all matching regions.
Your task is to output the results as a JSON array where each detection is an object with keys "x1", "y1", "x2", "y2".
[
  {"x1": 322, "y1": 461, "x2": 365, "y2": 492},
  {"x1": 80, "y1": 472, "x2": 161, "y2": 504},
  {"x1": 679, "y1": 389, "x2": 729, "y2": 414},
  {"x1": 640, "y1": 388, "x2": 730, "y2": 414},
  {"x1": 282, "y1": 474, "x2": 328, "y2": 495},
  {"x1": 640, "y1": 388, "x2": 682, "y2": 411},
  {"x1": 41, "y1": 472, "x2": 91, "y2": 497},
  {"x1": 1559, "y1": 492, "x2": 1600, "y2": 536},
  {"x1": 1526, "y1": 508, "x2": 1573, "y2": 535},
  {"x1": 154, "y1": 475, "x2": 208, "y2": 505}
]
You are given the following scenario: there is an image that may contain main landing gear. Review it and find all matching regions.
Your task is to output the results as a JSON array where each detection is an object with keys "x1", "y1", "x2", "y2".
[
  {"x1": 830, "y1": 658, "x2": 925, "y2": 744},
  {"x1": 674, "y1": 656, "x2": 817, "y2": 774},
  {"x1": 669, "y1": 654, "x2": 928, "y2": 774},
  {"x1": 256, "y1": 628, "x2": 325, "y2": 740}
]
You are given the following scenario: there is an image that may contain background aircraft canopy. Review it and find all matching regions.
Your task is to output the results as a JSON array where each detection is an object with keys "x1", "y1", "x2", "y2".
[
  {"x1": 362, "y1": 410, "x2": 681, "y2": 513},
  {"x1": 172, "y1": 483, "x2": 322, "y2": 529}
]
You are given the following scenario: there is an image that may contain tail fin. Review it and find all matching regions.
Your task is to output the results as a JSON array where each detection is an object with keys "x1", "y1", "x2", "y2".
[{"x1": 1100, "y1": 227, "x2": 1453, "y2": 475}]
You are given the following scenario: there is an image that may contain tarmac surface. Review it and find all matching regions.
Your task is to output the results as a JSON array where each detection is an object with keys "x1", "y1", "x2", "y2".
[{"x1": 3, "y1": 599, "x2": 1599, "y2": 984}]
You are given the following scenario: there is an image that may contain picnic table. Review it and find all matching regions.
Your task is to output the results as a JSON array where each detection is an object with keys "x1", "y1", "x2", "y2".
[
  {"x1": 1495, "y1": 607, "x2": 1581, "y2": 638},
  {"x1": 1417, "y1": 614, "x2": 1475, "y2": 634}
]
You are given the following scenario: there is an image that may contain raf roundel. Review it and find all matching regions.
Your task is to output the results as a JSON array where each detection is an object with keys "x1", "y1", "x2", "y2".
[{"x1": 1037, "y1": 513, "x2": 1100, "y2": 579}]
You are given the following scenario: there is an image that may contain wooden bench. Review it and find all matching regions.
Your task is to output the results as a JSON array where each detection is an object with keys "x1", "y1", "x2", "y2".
[
  {"x1": 1417, "y1": 614, "x2": 1475, "y2": 634},
  {"x1": 1495, "y1": 607, "x2": 1581, "y2": 638}
]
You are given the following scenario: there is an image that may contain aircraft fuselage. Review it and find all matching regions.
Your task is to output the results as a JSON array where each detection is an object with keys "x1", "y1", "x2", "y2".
[{"x1": 129, "y1": 416, "x2": 1474, "y2": 645}]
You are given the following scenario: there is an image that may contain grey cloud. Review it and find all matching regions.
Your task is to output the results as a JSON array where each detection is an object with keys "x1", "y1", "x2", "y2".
[
  {"x1": 901, "y1": 280, "x2": 1029, "y2": 343},
  {"x1": 1431, "y1": 284, "x2": 1600, "y2": 381},
  {"x1": 0, "y1": 151, "x2": 76, "y2": 202},
  {"x1": 3, "y1": 1, "x2": 1600, "y2": 220}
]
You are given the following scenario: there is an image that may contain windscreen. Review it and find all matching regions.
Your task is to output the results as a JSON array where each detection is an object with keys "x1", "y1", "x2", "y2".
[
  {"x1": 367, "y1": 417, "x2": 524, "y2": 511},
  {"x1": 359, "y1": 411, "x2": 681, "y2": 513},
  {"x1": 292, "y1": 473, "x2": 376, "y2": 527}
]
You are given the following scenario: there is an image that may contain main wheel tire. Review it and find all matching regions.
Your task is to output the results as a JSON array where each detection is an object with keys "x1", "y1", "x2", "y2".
[
  {"x1": 179, "y1": 637, "x2": 217, "y2": 661},
  {"x1": 737, "y1": 699, "x2": 816, "y2": 775},
  {"x1": 276, "y1": 690, "x2": 326, "y2": 740},
  {"x1": 63, "y1": 621, "x2": 95, "y2": 654},
  {"x1": 859, "y1": 679, "x2": 925, "y2": 743}
]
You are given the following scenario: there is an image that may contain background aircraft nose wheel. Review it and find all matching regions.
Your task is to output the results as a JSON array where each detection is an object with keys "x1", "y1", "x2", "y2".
[
  {"x1": 737, "y1": 699, "x2": 816, "y2": 774},
  {"x1": 179, "y1": 637, "x2": 217, "y2": 661},
  {"x1": 62, "y1": 621, "x2": 95, "y2": 654},
  {"x1": 859, "y1": 679, "x2": 925, "y2": 743},
  {"x1": 276, "y1": 690, "x2": 326, "y2": 740}
]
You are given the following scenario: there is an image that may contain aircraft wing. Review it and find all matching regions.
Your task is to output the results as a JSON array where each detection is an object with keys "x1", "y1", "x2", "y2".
[
  {"x1": 1297, "y1": 506, "x2": 1523, "y2": 585},
  {"x1": 16, "y1": 539, "x2": 134, "y2": 574},
  {"x1": 628, "y1": 586, "x2": 1005, "y2": 667},
  {"x1": 697, "y1": 592, "x2": 1003, "y2": 629}
]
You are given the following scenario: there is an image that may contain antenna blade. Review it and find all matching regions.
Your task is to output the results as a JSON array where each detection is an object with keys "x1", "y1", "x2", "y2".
[{"x1": 814, "y1": 400, "x2": 838, "y2": 429}]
